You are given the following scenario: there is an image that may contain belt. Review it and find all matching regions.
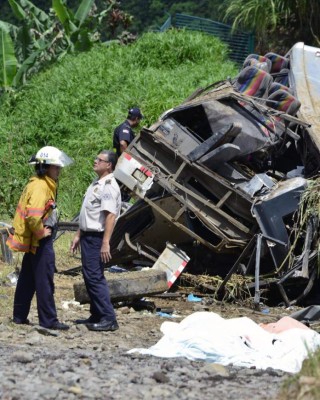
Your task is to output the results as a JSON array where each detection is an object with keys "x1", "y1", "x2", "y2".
[{"x1": 80, "y1": 230, "x2": 104, "y2": 237}]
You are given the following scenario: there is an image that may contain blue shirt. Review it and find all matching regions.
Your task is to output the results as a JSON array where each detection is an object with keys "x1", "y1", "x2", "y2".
[{"x1": 113, "y1": 120, "x2": 135, "y2": 156}]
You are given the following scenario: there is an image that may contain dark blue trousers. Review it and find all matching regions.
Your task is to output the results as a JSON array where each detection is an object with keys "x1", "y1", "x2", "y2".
[
  {"x1": 80, "y1": 235, "x2": 116, "y2": 322},
  {"x1": 13, "y1": 237, "x2": 58, "y2": 328}
]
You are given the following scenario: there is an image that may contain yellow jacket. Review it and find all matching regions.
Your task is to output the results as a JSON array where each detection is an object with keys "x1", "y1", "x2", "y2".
[{"x1": 6, "y1": 175, "x2": 57, "y2": 254}]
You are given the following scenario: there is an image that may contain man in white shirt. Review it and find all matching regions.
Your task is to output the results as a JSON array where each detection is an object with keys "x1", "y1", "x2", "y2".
[{"x1": 71, "y1": 150, "x2": 121, "y2": 331}]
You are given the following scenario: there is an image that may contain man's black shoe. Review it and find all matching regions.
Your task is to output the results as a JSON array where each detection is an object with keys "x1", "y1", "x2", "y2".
[
  {"x1": 87, "y1": 320, "x2": 119, "y2": 332},
  {"x1": 13, "y1": 317, "x2": 30, "y2": 325},
  {"x1": 75, "y1": 316, "x2": 99, "y2": 325},
  {"x1": 49, "y1": 321, "x2": 70, "y2": 330}
]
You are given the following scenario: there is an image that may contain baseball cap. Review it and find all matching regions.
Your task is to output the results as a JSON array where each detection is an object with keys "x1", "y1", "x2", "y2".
[{"x1": 128, "y1": 107, "x2": 144, "y2": 119}]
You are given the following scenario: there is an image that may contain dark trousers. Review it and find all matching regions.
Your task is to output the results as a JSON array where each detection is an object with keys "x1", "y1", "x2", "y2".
[
  {"x1": 13, "y1": 237, "x2": 58, "y2": 328},
  {"x1": 80, "y1": 235, "x2": 116, "y2": 321}
]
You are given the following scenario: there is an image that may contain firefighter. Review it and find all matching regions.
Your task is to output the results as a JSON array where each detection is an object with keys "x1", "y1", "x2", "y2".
[{"x1": 7, "y1": 146, "x2": 73, "y2": 330}]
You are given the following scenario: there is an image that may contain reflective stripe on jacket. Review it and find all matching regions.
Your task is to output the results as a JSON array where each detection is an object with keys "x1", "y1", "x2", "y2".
[{"x1": 6, "y1": 175, "x2": 57, "y2": 254}]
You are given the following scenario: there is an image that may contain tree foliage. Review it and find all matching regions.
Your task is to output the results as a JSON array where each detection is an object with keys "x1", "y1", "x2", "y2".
[
  {"x1": 0, "y1": 0, "x2": 132, "y2": 91},
  {"x1": 2, "y1": 0, "x2": 319, "y2": 53},
  {"x1": 221, "y1": 0, "x2": 320, "y2": 52},
  {"x1": 120, "y1": 0, "x2": 223, "y2": 33}
]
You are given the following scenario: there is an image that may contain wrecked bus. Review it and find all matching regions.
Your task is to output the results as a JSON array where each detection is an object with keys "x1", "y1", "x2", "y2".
[{"x1": 112, "y1": 42, "x2": 319, "y2": 306}]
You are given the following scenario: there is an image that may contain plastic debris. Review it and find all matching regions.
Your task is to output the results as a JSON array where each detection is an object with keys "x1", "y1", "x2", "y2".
[
  {"x1": 187, "y1": 293, "x2": 202, "y2": 302},
  {"x1": 61, "y1": 300, "x2": 82, "y2": 310},
  {"x1": 6, "y1": 271, "x2": 18, "y2": 286},
  {"x1": 156, "y1": 311, "x2": 178, "y2": 318},
  {"x1": 107, "y1": 265, "x2": 128, "y2": 273}
]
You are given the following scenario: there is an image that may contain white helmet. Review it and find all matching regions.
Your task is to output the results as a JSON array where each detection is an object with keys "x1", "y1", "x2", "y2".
[{"x1": 30, "y1": 146, "x2": 73, "y2": 167}]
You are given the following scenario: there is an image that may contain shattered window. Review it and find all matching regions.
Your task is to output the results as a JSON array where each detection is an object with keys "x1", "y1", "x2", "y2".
[{"x1": 168, "y1": 105, "x2": 212, "y2": 141}]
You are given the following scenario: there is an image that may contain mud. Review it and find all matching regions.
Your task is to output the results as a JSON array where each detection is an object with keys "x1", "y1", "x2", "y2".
[{"x1": 0, "y1": 273, "x2": 293, "y2": 400}]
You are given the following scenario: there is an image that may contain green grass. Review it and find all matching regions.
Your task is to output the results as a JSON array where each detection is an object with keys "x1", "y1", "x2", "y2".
[
  {"x1": 279, "y1": 349, "x2": 320, "y2": 399},
  {"x1": 0, "y1": 29, "x2": 238, "y2": 220}
]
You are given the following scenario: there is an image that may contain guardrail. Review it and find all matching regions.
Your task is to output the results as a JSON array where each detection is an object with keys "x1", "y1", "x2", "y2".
[{"x1": 159, "y1": 13, "x2": 254, "y2": 65}]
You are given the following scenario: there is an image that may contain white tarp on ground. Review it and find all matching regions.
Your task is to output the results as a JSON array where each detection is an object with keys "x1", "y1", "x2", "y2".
[{"x1": 128, "y1": 312, "x2": 320, "y2": 373}]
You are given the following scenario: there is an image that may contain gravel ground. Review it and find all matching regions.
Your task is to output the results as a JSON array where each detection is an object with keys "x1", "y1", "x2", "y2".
[{"x1": 0, "y1": 273, "x2": 291, "y2": 400}]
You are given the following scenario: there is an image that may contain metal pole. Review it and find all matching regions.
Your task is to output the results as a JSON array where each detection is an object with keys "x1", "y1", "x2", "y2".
[
  {"x1": 254, "y1": 234, "x2": 262, "y2": 309},
  {"x1": 218, "y1": 234, "x2": 257, "y2": 293}
]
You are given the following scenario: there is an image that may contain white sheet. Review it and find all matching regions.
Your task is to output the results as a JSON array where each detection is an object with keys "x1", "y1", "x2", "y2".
[{"x1": 128, "y1": 312, "x2": 320, "y2": 373}]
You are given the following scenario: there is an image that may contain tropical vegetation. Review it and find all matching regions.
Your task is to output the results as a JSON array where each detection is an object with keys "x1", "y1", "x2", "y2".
[
  {"x1": 2, "y1": 0, "x2": 320, "y2": 94},
  {"x1": 0, "y1": 0, "x2": 132, "y2": 91},
  {"x1": 0, "y1": 29, "x2": 238, "y2": 219},
  {"x1": 221, "y1": 0, "x2": 320, "y2": 53},
  {"x1": 92, "y1": 0, "x2": 320, "y2": 51},
  {"x1": 2, "y1": 0, "x2": 320, "y2": 60}
]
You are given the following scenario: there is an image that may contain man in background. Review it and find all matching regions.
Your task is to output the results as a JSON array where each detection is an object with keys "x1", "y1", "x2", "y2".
[
  {"x1": 113, "y1": 107, "x2": 144, "y2": 157},
  {"x1": 113, "y1": 107, "x2": 144, "y2": 202}
]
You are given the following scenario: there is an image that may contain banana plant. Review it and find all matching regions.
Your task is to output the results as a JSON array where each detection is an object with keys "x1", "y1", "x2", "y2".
[
  {"x1": 0, "y1": 0, "x2": 95, "y2": 89},
  {"x1": 52, "y1": 0, "x2": 120, "y2": 51},
  {"x1": 53, "y1": 0, "x2": 95, "y2": 51},
  {"x1": 1, "y1": 0, "x2": 53, "y2": 87},
  {"x1": 0, "y1": 21, "x2": 17, "y2": 89},
  {"x1": 0, "y1": 0, "x2": 133, "y2": 91}
]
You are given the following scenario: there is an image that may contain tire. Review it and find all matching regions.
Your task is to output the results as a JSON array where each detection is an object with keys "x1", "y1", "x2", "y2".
[{"x1": 74, "y1": 269, "x2": 168, "y2": 304}]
